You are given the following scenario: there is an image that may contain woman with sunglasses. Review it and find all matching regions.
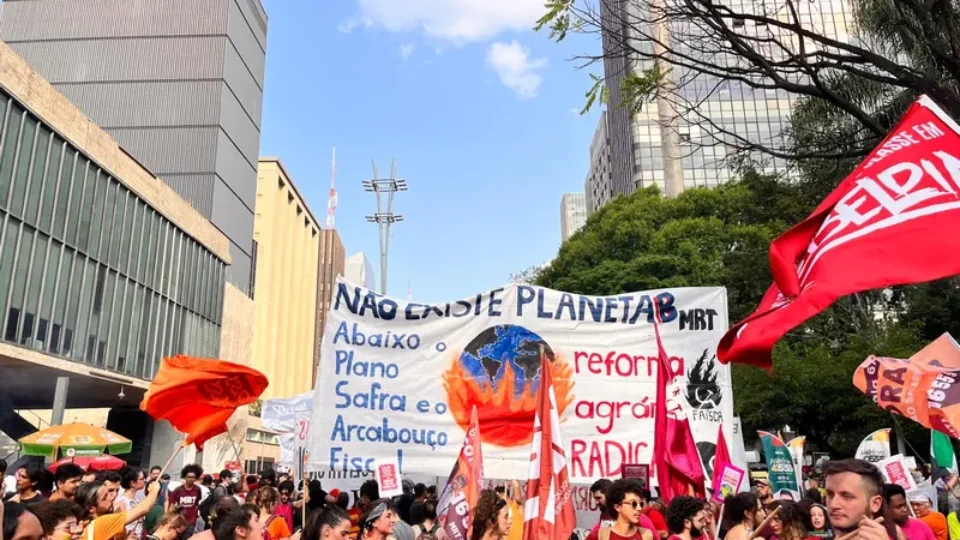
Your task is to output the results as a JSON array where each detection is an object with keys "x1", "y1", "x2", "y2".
[{"x1": 471, "y1": 490, "x2": 512, "y2": 540}]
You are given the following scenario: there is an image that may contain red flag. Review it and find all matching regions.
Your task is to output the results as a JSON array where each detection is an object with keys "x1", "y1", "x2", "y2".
[
  {"x1": 437, "y1": 407, "x2": 484, "y2": 540},
  {"x1": 711, "y1": 425, "x2": 732, "y2": 495},
  {"x1": 718, "y1": 95, "x2": 960, "y2": 369},
  {"x1": 653, "y1": 307, "x2": 706, "y2": 502},
  {"x1": 140, "y1": 355, "x2": 268, "y2": 449},
  {"x1": 523, "y1": 348, "x2": 577, "y2": 540}
]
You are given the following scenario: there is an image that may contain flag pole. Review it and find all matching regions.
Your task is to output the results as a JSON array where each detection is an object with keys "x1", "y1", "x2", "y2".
[
  {"x1": 301, "y1": 449, "x2": 307, "y2": 533},
  {"x1": 159, "y1": 442, "x2": 187, "y2": 477}
]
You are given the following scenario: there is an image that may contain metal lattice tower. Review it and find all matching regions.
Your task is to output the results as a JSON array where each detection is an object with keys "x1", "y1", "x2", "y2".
[{"x1": 363, "y1": 159, "x2": 407, "y2": 295}]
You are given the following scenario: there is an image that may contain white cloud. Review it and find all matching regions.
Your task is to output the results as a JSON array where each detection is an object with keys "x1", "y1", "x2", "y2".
[
  {"x1": 400, "y1": 44, "x2": 416, "y2": 61},
  {"x1": 350, "y1": 0, "x2": 544, "y2": 43},
  {"x1": 337, "y1": 18, "x2": 360, "y2": 34},
  {"x1": 485, "y1": 40, "x2": 548, "y2": 99}
]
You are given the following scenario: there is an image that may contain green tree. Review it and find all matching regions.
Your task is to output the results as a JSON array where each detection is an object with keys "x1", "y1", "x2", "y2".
[{"x1": 534, "y1": 175, "x2": 930, "y2": 454}]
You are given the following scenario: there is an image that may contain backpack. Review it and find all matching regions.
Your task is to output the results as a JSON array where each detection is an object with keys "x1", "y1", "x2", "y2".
[
  {"x1": 199, "y1": 485, "x2": 227, "y2": 527},
  {"x1": 416, "y1": 522, "x2": 441, "y2": 540}
]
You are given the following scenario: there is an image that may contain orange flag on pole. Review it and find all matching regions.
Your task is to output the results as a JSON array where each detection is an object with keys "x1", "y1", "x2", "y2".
[{"x1": 140, "y1": 355, "x2": 269, "y2": 449}]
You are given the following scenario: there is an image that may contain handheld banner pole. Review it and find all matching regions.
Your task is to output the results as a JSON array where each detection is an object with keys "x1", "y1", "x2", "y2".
[
  {"x1": 747, "y1": 506, "x2": 780, "y2": 540},
  {"x1": 159, "y1": 442, "x2": 186, "y2": 477}
]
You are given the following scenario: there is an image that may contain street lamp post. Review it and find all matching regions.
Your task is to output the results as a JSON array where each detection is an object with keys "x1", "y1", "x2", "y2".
[{"x1": 363, "y1": 160, "x2": 407, "y2": 296}]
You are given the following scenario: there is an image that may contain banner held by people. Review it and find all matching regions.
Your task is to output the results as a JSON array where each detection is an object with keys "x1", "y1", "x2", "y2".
[
  {"x1": 758, "y1": 431, "x2": 800, "y2": 500},
  {"x1": 718, "y1": 95, "x2": 960, "y2": 369},
  {"x1": 523, "y1": 348, "x2": 576, "y2": 540},
  {"x1": 262, "y1": 391, "x2": 313, "y2": 432},
  {"x1": 308, "y1": 279, "x2": 733, "y2": 482}
]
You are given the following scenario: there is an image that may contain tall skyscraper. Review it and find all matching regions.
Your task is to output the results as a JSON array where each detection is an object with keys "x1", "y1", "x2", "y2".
[
  {"x1": 0, "y1": 0, "x2": 268, "y2": 297},
  {"x1": 560, "y1": 193, "x2": 588, "y2": 242},
  {"x1": 315, "y1": 229, "x2": 345, "y2": 381},
  {"x1": 344, "y1": 252, "x2": 377, "y2": 291},
  {"x1": 585, "y1": 112, "x2": 613, "y2": 214},
  {"x1": 596, "y1": 0, "x2": 853, "y2": 202}
]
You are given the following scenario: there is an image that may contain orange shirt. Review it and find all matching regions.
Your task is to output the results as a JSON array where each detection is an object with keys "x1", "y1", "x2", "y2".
[
  {"x1": 83, "y1": 512, "x2": 128, "y2": 540},
  {"x1": 348, "y1": 507, "x2": 360, "y2": 539},
  {"x1": 922, "y1": 512, "x2": 949, "y2": 540},
  {"x1": 266, "y1": 515, "x2": 291, "y2": 540}
]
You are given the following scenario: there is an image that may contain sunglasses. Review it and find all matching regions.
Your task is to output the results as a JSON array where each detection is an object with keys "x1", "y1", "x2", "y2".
[{"x1": 621, "y1": 500, "x2": 644, "y2": 509}]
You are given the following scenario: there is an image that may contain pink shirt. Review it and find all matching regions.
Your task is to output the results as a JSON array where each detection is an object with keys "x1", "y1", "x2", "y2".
[
  {"x1": 902, "y1": 518, "x2": 937, "y2": 540},
  {"x1": 274, "y1": 503, "x2": 294, "y2": 532},
  {"x1": 589, "y1": 515, "x2": 657, "y2": 538}
]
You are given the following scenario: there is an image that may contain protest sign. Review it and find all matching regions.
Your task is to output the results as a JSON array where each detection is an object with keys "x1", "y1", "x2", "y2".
[
  {"x1": 879, "y1": 455, "x2": 918, "y2": 491},
  {"x1": 622, "y1": 464, "x2": 650, "y2": 488},
  {"x1": 375, "y1": 458, "x2": 403, "y2": 498},
  {"x1": 262, "y1": 392, "x2": 313, "y2": 433},
  {"x1": 758, "y1": 431, "x2": 800, "y2": 500},
  {"x1": 712, "y1": 464, "x2": 745, "y2": 503},
  {"x1": 855, "y1": 429, "x2": 892, "y2": 464},
  {"x1": 853, "y1": 334, "x2": 960, "y2": 437},
  {"x1": 308, "y1": 279, "x2": 733, "y2": 482}
]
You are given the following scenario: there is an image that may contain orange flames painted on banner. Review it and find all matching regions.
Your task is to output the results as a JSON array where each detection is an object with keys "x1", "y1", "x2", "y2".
[{"x1": 443, "y1": 356, "x2": 574, "y2": 448}]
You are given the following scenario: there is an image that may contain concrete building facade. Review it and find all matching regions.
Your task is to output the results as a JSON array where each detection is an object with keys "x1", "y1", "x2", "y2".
[
  {"x1": 0, "y1": 0, "x2": 268, "y2": 297},
  {"x1": 585, "y1": 112, "x2": 613, "y2": 214},
  {"x1": 0, "y1": 41, "x2": 233, "y2": 470},
  {"x1": 560, "y1": 193, "x2": 587, "y2": 242},
  {"x1": 315, "y1": 230, "x2": 345, "y2": 382},
  {"x1": 344, "y1": 252, "x2": 376, "y2": 291},
  {"x1": 252, "y1": 159, "x2": 320, "y2": 400}
]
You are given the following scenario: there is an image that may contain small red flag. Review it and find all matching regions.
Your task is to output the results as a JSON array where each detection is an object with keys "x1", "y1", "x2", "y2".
[
  {"x1": 719, "y1": 95, "x2": 960, "y2": 369},
  {"x1": 140, "y1": 355, "x2": 268, "y2": 449},
  {"x1": 437, "y1": 407, "x2": 484, "y2": 540},
  {"x1": 711, "y1": 425, "x2": 732, "y2": 495},
  {"x1": 653, "y1": 307, "x2": 706, "y2": 502},
  {"x1": 523, "y1": 349, "x2": 577, "y2": 540}
]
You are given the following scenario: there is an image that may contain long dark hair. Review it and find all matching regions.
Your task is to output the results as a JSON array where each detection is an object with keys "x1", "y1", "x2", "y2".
[
  {"x1": 303, "y1": 506, "x2": 350, "y2": 540},
  {"x1": 471, "y1": 490, "x2": 507, "y2": 540},
  {"x1": 720, "y1": 492, "x2": 759, "y2": 538}
]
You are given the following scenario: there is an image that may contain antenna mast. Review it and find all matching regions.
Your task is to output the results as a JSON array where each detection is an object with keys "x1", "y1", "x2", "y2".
[{"x1": 326, "y1": 147, "x2": 338, "y2": 229}]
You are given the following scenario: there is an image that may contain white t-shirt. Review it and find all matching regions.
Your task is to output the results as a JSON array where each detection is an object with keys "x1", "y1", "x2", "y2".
[
  {"x1": 2, "y1": 475, "x2": 15, "y2": 496},
  {"x1": 116, "y1": 492, "x2": 144, "y2": 540}
]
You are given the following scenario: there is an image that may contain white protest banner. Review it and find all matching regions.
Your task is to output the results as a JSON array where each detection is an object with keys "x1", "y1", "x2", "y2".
[
  {"x1": 879, "y1": 455, "x2": 918, "y2": 491},
  {"x1": 308, "y1": 278, "x2": 733, "y2": 485},
  {"x1": 855, "y1": 429, "x2": 892, "y2": 464},
  {"x1": 263, "y1": 392, "x2": 314, "y2": 433}
]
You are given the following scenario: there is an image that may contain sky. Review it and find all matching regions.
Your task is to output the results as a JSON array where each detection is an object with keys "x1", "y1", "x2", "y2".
[{"x1": 257, "y1": 0, "x2": 601, "y2": 303}]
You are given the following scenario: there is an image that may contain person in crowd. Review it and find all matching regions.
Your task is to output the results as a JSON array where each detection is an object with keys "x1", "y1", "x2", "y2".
[
  {"x1": 259, "y1": 471, "x2": 277, "y2": 489},
  {"x1": 147, "y1": 511, "x2": 187, "y2": 540},
  {"x1": 721, "y1": 493, "x2": 762, "y2": 540},
  {"x1": 823, "y1": 459, "x2": 894, "y2": 540},
  {"x1": 756, "y1": 480, "x2": 776, "y2": 512},
  {"x1": 170, "y1": 465, "x2": 204, "y2": 539},
  {"x1": 946, "y1": 505, "x2": 960, "y2": 540},
  {"x1": 31, "y1": 499, "x2": 83, "y2": 540},
  {"x1": 200, "y1": 472, "x2": 233, "y2": 530},
  {"x1": 586, "y1": 480, "x2": 654, "y2": 540},
  {"x1": 212, "y1": 504, "x2": 263, "y2": 540},
  {"x1": 590, "y1": 480, "x2": 616, "y2": 531},
  {"x1": 7, "y1": 465, "x2": 47, "y2": 505},
  {"x1": 256, "y1": 487, "x2": 293, "y2": 540},
  {"x1": 349, "y1": 480, "x2": 379, "y2": 538},
  {"x1": 411, "y1": 501, "x2": 439, "y2": 540},
  {"x1": 884, "y1": 484, "x2": 934, "y2": 540},
  {"x1": 199, "y1": 478, "x2": 214, "y2": 505},
  {"x1": 911, "y1": 494, "x2": 948, "y2": 540},
  {"x1": 383, "y1": 499, "x2": 415, "y2": 540},
  {"x1": 334, "y1": 494, "x2": 348, "y2": 513},
  {"x1": 79, "y1": 474, "x2": 96, "y2": 489},
  {"x1": 804, "y1": 489, "x2": 824, "y2": 506},
  {"x1": 426, "y1": 488, "x2": 437, "y2": 504},
  {"x1": 303, "y1": 506, "x2": 351, "y2": 540},
  {"x1": 204, "y1": 496, "x2": 241, "y2": 538},
  {"x1": 99, "y1": 473, "x2": 121, "y2": 498},
  {"x1": 48, "y1": 466, "x2": 84, "y2": 503},
  {"x1": 665, "y1": 497, "x2": 707, "y2": 540},
  {"x1": 641, "y1": 490, "x2": 669, "y2": 539},
  {"x1": 0, "y1": 461, "x2": 9, "y2": 497},
  {"x1": 494, "y1": 481, "x2": 523, "y2": 540},
  {"x1": 397, "y1": 481, "x2": 415, "y2": 525},
  {"x1": 359, "y1": 499, "x2": 394, "y2": 540},
  {"x1": 78, "y1": 479, "x2": 160, "y2": 540},
  {"x1": 806, "y1": 504, "x2": 832, "y2": 540},
  {"x1": 470, "y1": 490, "x2": 511, "y2": 540},
  {"x1": 767, "y1": 502, "x2": 809, "y2": 540},
  {"x1": 408, "y1": 485, "x2": 427, "y2": 528},
  {"x1": 115, "y1": 468, "x2": 146, "y2": 540},
  {"x1": 275, "y1": 482, "x2": 296, "y2": 533},
  {"x1": 3, "y1": 502, "x2": 44, "y2": 540}
]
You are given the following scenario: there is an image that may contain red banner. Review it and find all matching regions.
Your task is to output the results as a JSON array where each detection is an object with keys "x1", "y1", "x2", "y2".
[
  {"x1": 718, "y1": 95, "x2": 960, "y2": 369},
  {"x1": 437, "y1": 406, "x2": 484, "y2": 540}
]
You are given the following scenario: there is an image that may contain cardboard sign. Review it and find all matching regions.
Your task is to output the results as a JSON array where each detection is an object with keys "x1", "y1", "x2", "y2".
[
  {"x1": 375, "y1": 458, "x2": 403, "y2": 498},
  {"x1": 622, "y1": 464, "x2": 650, "y2": 488},
  {"x1": 712, "y1": 464, "x2": 746, "y2": 503},
  {"x1": 879, "y1": 455, "x2": 918, "y2": 491}
]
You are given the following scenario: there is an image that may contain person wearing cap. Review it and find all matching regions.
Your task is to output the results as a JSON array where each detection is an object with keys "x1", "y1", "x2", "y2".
[
  {"x1": 911, "y1": 492, "x2": 948, "y2": 540},
  {"x1": 755, "y1": 479, "x2": 776, "y2": 512},
  {"x1": 884, "y1": 484, "x2": 935, "y2": 540}
]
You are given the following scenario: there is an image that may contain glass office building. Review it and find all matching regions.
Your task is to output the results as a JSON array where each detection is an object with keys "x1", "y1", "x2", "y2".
[{"x1": 0, "y1": 86, "x2": 225, "y2": 380}]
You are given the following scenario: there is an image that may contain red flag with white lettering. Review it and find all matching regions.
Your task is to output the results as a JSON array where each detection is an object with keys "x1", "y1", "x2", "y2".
[
  {"x1": 719, "y1": 95, "x2": 960, "y2": 369},
  {"x1": 436, "y1": 406, "x2": 483, "y2": 540},
  {"x1": 523, "y1": 348, "x2": 577, "y2": 540}
]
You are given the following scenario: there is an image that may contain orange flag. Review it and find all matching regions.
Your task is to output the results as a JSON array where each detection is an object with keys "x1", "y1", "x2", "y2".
[{"x1": 140, "y1": 355, "x2": 269, "y2": 448}]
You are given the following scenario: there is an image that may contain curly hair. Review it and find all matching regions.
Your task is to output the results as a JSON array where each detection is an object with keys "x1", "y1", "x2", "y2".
[
  {"x1": 31, "y1": 499, "x2": 83, "y2": 536},
  {"x1": 180, "y1": 464, "x2": 204, "y2": 480},
  {"x1": 256, "y1": 486, "x2": 279, "y2": 511},
  {"x1": 770, "y1": 502, "x2": 809, "y2": 540},
  {"x1": 605, "y1": 479, "x2": 646, "y2": 518},
  {"x1": 471, "y1": 490, "x2": 507, "y2": 540},
  {"x1": 666, "y1": 496, "x2": 706, "y2": 534}
]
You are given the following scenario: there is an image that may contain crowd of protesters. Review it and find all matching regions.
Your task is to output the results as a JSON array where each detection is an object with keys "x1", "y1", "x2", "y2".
[{"x1": 7, "y1": 458, "x2": 960, "y2": 540}]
